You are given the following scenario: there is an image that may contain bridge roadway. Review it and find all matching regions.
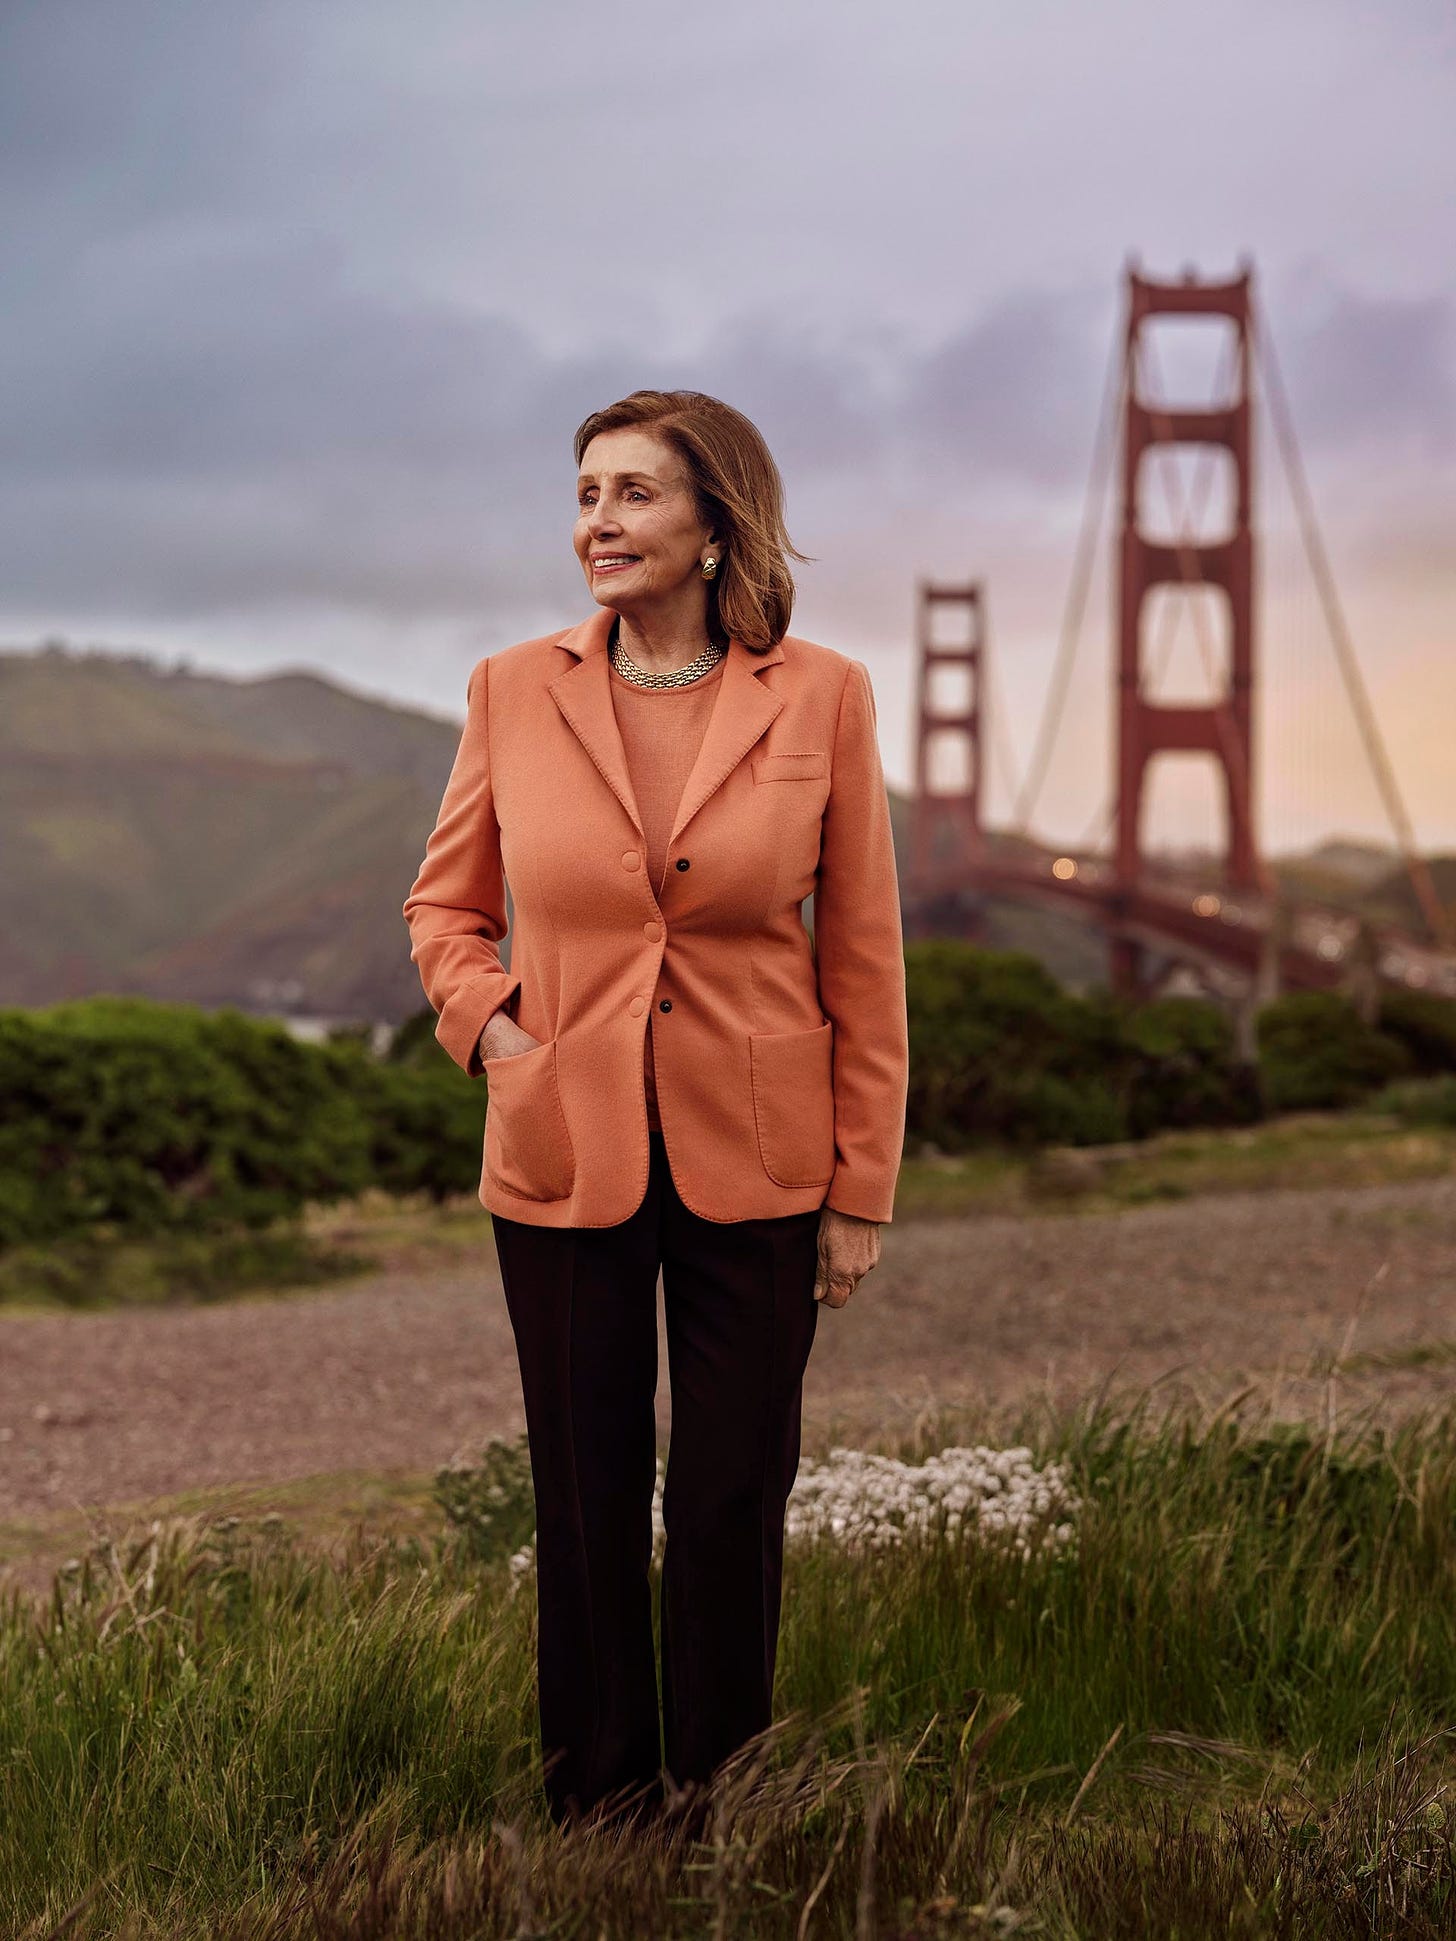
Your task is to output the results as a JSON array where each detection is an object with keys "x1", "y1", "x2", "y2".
[{"x1": 907, "y1": 850, "x2": 1456, "y2": 998}]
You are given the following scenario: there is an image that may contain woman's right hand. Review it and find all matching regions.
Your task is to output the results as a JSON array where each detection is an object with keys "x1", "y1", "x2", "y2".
[{"x1": 478, "y1": 1014, "x2": 542, "y2": 1064}]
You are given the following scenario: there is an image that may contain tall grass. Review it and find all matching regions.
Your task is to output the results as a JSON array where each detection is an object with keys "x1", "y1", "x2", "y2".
[{"x1": 4, "y1": 1389, "x2": 1455, "y2": 1936}]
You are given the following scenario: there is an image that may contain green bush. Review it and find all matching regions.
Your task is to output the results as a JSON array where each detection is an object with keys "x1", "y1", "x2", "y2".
[
  {"x1": 0, "y1": 998, "x2": 483, "y2": 1250},
  {"x1": 0, "y1": 999, "x2": 370, "y2": 1246},
  {"x1": 903, "y1": 944, "x2": 1261, "y2": 1150},
  {"x1": 905, "y1": 943, "x2": 1139, "y2": 1148},
  {"x1": 364, "y1": 1060, "x2": 487, "y2": 1203},
  {"x1": 1256, "y1": 992, "x2": 1412, "y2": 1112},
  {"x1": 1124, "y1": 995, "x2": 1263, "y2": 1137},
  {"x1": 1370, "y1": 1074, "x2": 1456, "y2": 1129},
  {"x1": 1377, "y1": 988, "x2": 1456, "y2": 1074},
  {"x1": 434, "y1": 1432, "x2": 538, "y2": 1565}
]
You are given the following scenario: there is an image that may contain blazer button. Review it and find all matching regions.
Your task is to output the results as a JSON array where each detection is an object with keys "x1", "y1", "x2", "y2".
[
  {"x1": 622, "y1": 850, "x2": 640, "y2": 871},
  {"x1": 643, "y1": 920, "x2": 662, "y2": 942},
  {"x1": 629, "y1": 996, "x2": 646, "y2": 1017},
  {"x1": 659, "y1": 999, "x2": 673, "y2": 1012},
  {"x1": 675, "y1": 858, "x2": 690, "y2": 871}
]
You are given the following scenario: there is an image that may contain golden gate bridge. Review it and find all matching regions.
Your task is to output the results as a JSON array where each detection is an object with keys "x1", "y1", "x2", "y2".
[{"x1": 902, "y1": 257, "x2": 1455, "y2": 1038}]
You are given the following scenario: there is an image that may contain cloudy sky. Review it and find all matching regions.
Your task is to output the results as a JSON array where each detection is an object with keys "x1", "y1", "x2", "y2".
[{"x1": 2, "y1": 0, "x2": 1453, "y2": 852}]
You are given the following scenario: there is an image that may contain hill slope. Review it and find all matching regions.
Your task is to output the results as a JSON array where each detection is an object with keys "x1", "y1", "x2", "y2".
[{"x1": 0, "y1": 644, "x2": 462, "y2": 1018}]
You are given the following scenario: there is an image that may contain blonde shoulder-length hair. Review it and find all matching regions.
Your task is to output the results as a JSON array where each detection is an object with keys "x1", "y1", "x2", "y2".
[{"x1": 572, "y1": 389, "x2": 811, "y2": 653}]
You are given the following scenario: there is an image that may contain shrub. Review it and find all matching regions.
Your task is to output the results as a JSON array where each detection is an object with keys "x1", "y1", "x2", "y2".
[
  {"x1": 1377, "y1": 989, "x2": 1456, "y2": 1075},
  {"x1": 365, "y1": 1062, "x2": 487, "y2": 1203},
  {"x1": 0, "y1": 998, "x2": 482, "y2": 1249},
  {"x1": 434, "y1": 1432, "x2": 538, "y2": 1566},
  {"x1": 1256, "y1": 992, "x2": 1412, "y2": 1112},
  {"x1": 1371, "y1": 1075, "x2": 1456, "y2": 1129},
  {"x1": 903, "y1": 944, "x2": 1266, "y2": 1150},
  {"x1": 1124, "y1": 996, "x2": 1263, "y2": 1137},
  {"x1": 905, "y1": 943, "x2": 1139, "y2": 1148}
]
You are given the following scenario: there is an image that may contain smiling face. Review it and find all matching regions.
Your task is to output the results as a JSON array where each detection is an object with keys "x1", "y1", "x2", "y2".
[{"x1": 573, "y1": 427, "x2": 721, "y2": 616}]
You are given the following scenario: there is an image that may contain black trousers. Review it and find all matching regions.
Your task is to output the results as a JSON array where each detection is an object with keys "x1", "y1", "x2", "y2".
[{"x1": 490, "y1": 1127, "x2": 822, "y2": 1828}]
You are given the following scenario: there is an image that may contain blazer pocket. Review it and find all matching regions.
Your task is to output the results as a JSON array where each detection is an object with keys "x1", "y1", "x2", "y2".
[
  {"x1": 752, "y1": 751, "x2": 830, "y2": 783},
  {"x1": 749, "y1": 1019, "x2": 836, "y2": 1187},
  {"x1": 483, "y1": 1038, "x2": 576, "y2": 1201}
]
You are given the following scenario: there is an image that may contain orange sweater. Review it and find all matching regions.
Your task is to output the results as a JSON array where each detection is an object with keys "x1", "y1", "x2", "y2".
[{"x1": 607, "y1": 654, "x2": 728, "y2": 1130}]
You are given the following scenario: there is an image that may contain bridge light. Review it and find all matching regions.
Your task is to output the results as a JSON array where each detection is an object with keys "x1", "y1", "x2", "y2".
[
  {"x1": 1408, "y1": 966, "x2": 1428, "y2": 987},
  {"x1": 1051, "y1": 856, "x2": 1078, "y2": 880},
  {"x1": 1317, "y1": 936, "x2": 1343, "y2": 960},
  {"x1": 1221, "y1": 902, "x2": 1243, "y2": 923},
  {"x1": 1192, "y1": 893, "x2": 1222, "y2": 917}
]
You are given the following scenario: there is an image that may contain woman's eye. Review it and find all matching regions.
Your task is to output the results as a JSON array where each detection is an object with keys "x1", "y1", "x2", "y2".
[{"x1": 577, "y1": 487, "x2": 647, "y2": 508}]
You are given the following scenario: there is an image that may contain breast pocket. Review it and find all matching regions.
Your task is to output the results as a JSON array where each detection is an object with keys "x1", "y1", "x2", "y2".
[
  {"x1": 752, "y1": 751, "x2": 830, "y2": 784},
  {"x1": 750, "y1": 752, "x2": 831, "y2": 906}
]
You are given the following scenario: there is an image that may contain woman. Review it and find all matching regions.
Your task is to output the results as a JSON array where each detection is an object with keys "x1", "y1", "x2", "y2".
[{"x1": 402, "y1": 389, "x2": 908, "y2": 1833}]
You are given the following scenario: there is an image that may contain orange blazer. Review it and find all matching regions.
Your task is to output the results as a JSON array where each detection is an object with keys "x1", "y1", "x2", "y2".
[{"x1": 402, "y1": 605, "x2": 909, "y2": 1228}]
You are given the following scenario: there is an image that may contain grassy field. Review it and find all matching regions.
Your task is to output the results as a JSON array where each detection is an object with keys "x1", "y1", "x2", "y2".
[
  {"x1": 896, "y1": 1110, "x2": 1456, "y2": 1220},
  {"x1": 4, "y1": 1387, "x2": 1455, "y2": 1938}
]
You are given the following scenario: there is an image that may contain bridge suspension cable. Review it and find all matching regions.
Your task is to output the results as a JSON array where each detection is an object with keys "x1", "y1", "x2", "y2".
[
  {"x1": 1255, "y1": 314, "x2": 1452, "y2": 946},
  {"x1": 981, "y1": 595, "x2": 1026, "y2": 820},
  {"x1": 1009, "y1": 317, "x2": 1127, "y2": 838}
]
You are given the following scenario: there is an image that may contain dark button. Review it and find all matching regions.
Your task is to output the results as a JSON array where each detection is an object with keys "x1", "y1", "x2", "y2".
[
  {"x1": 675, "y1": 857, "x2": 690, "y2": 871},
  {"x1": 658, "y1": 998, "x2": 673, "y2": 1012}
]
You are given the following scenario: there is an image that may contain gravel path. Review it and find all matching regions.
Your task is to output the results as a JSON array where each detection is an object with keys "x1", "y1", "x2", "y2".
[{"x1": 3, "y1": 1177, "x2": 1454, "y2": 1546}]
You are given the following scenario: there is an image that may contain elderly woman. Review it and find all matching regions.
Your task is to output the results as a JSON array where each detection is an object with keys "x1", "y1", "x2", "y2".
[{"x1": 403, "y1": 389, "x2": 908, "y2": 1833}]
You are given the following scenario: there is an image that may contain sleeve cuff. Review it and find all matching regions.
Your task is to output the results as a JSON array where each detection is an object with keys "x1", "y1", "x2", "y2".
[
  {"x1": 436, "y1": 972, "x2": 523, "y2": 1076},
  {"x1": 824, "y1": 1171, "x2": 896, "y2": 1224}
]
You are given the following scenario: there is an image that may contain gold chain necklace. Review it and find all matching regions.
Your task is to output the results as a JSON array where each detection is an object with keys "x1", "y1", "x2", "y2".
[{"x1": 609, "y1": 622, "x2": 726, "y2": 689}]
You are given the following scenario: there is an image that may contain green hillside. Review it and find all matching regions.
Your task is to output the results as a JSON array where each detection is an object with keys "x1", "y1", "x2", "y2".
[{"x1": 0, "y1": 644, "x2": 461, "y2": 1018}]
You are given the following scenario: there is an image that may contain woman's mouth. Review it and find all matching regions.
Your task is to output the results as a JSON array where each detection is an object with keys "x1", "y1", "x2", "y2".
[{"x1": 591, "y1": 555, "x2": 640, "y2": 575}]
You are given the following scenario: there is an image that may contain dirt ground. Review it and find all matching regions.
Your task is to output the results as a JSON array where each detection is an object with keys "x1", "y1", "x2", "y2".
[{"x1": 3, "y1": 1174, "x2": 1455, "y2": 1598}]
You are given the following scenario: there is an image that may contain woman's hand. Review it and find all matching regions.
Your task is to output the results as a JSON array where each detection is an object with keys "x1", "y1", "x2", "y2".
[
  {"x1": 813, "y1": 1206, "x2": 881, "y2": 1308},
  {"x1": 478, "y1": 1014, "x2": 542, "y2": 1064}
]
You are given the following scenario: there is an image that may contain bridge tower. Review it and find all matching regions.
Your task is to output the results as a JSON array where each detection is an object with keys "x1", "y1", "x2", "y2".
[
  {"x1": 1113, "y1": 261, "x2": 1258, "y2": 993},
  {"x1": 905, "y1": 580, "x2": 985, "y2": 941}
]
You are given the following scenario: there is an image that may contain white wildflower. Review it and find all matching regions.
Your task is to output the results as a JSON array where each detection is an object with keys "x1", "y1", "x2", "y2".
[
  {"x1": 502, "y1": 1443, "x2": 1078, "y2": 1592},
  {"x1": 783, "y1": 1444, "x2": 1080, "y2": 1558}
]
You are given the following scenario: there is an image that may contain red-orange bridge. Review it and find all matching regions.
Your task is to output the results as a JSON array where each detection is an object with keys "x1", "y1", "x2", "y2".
[{"x1": 903, "y1": 259, "x2": 1456, "y2": 1013}]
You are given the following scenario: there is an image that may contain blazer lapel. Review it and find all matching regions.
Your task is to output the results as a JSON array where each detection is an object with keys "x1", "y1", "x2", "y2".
[
  {"x1": 667, "y1": 636, "x2": 784, "y2": 846},
  {"x1": 548, "y1": 610, "x2": 645, "y2": 840},
  {"x1": 548, "y1": 608, "x2": 786, "y2": 848}
]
